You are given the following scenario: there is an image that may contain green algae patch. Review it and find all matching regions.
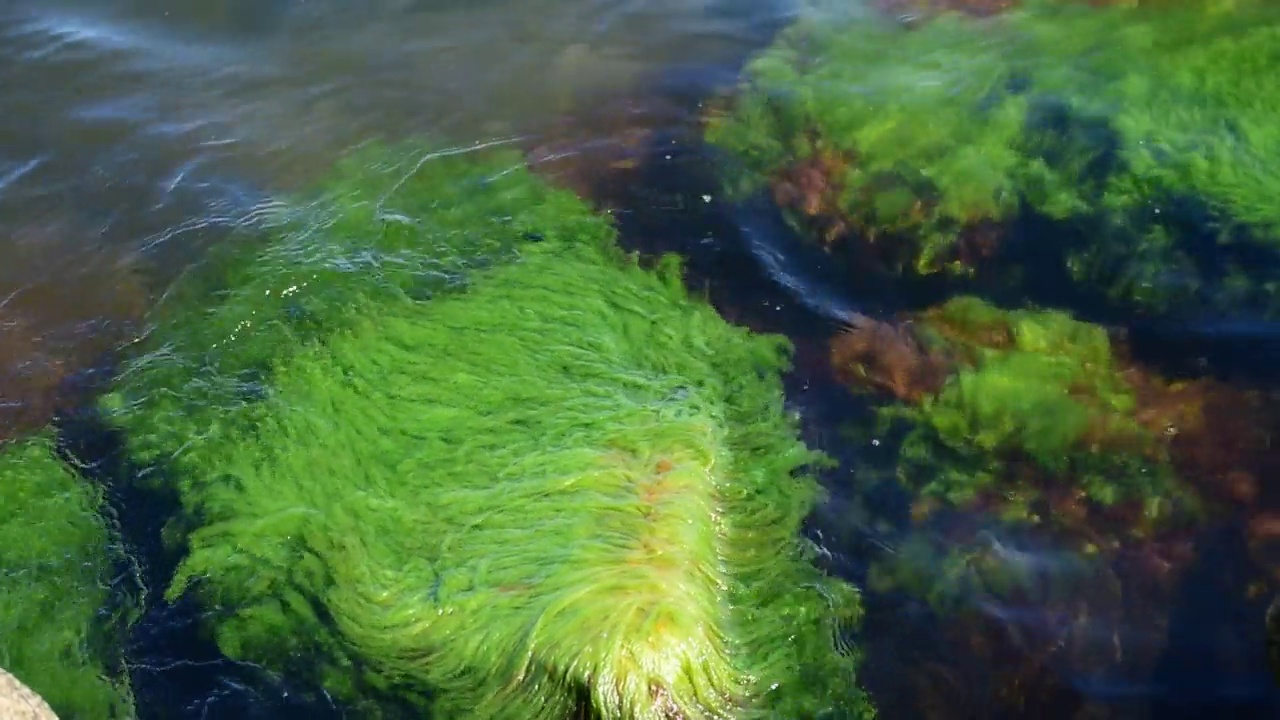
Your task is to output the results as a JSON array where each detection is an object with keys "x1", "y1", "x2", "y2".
[
  {"x1": 834, "y1": 296, "x2": 1280, "y2": 641},
  {"x1": 830, "y1": 296, "x2": 1275, "y2": 712},
  {"x1": 703, "y1": 10, "x2": 1051, "y2": 277},
  {"x1": 0, "y1": 434, "x2": 139, "y2": 719},
  {"x1": 834, "y1": 297, "x2": 1197, "y2": 541},
  {"x1": 707, "y1": 0, "x2": 1280, "y2": 316},
  {"x1": 106, "y1": 142, "x2": 613, "y2": 473},
  {"x1": 102, "y1": 142, "x2": 873, "y2": 719}
]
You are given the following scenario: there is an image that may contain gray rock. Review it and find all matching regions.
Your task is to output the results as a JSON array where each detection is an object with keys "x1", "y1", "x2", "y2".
[{"x1": 0, "y1": 668, "x2": 57, "y2": 720}]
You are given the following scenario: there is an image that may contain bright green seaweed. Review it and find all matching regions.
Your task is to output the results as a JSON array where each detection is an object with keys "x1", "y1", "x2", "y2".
[
  {"x1": 102, "y1": 142, "x2": 872, "y2": 719},
  {"x1": 0, "y1": 434, "x2": 138, "y2": 719},
  {"x1": 707, "y1": 0, "x2": 1280, "y2": 315}
]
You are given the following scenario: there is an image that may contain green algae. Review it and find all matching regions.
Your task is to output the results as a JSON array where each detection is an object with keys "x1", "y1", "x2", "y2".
[
  {"x1": 706, "y1": 11, "x2": 1036, "y2": 276},
  {"x1": 707, "y1": 0, "x2": 1280, "y2": 315},
  {"x1": 832, "y1": 297, "x2": 1202, "y2": 617},
  {"x1": 881, "y1": 297, "x2": 1193, "y2": 528},
  {"x1": 0, "y1": 434, "x2": 139, "y2": 719},
  {"x1": 102, "y1": 142, "x2": 873, "y2": 719}
]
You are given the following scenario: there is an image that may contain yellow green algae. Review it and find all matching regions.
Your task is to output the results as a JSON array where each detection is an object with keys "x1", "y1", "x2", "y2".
[
  {"x1": 100, "y1": 142, "x2": 874, "y2": 719},
  {"x1": 706, "y1": 0, "x2": 1280, "y2": 316},
  {"x1": 0, "y1": 433, "x2": 139, "y2": 719}
]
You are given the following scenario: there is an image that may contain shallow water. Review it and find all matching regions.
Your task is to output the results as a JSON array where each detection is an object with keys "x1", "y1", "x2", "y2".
[
  {"x1": 3, "y1": 0, "x2": 1280, "y2": 718},
  {"x1": 0, "y1": 0, "x2": 788, "y2": 434}
]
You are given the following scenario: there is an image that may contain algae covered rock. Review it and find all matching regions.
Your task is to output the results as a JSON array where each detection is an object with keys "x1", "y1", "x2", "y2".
[
  {"x1": 0, "y1": 434, "x2": 139, "y2": 719},
  {"x1": 102, "y1": 142, "x2": 873, "y2": 719},
  {"x1": 833, "y1": 297, "x2": 1280, "y2": 699},
  {"x1": 837, "y1": 296, "x2": 1197, "y2": 540},
  {"x1": 829, "y1": 296, "x2": 1211, "y2": 624},
  {"x1": 706, "y1": 0, "x2": 1280, "y2": 317},
  {"x1": 829, "y1": 298, "x2": 1234, "y2": 713}
]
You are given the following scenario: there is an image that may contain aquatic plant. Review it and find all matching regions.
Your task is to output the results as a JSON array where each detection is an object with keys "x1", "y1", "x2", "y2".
[
  {"x1": 706, "y1": 0, "x2": 1280, "y2": 316},
  {"x1": 705, "y1": 10, "x2": 1034, "y2": 277},
  {"x1": 835, "y1": 297, "x2": 1200, "y2": 543},
  {"x1": 102, "y1": 142, "x2": 873, "y2": 719},
  {"x1": 830, "y1": 298, "x2": 1227, "y2": 716},
  {"x1": 0, "y1": 434, "x2": 138, "y2": 719}
]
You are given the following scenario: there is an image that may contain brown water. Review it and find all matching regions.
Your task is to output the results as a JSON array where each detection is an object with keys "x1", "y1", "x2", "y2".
[{"x1": 0, "y1": 0, "x2": 791, "y2": 440}]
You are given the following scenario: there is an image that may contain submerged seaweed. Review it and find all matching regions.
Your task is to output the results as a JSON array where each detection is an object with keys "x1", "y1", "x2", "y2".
[
  {"x1": 705, "y1": 0, "x2": 1280, "y2": 318},
  {"x1": 0, "y1": 434, "x2": 140, "y2": 719},
  {"x1": 828, "y1": 292, "x2": 1280, "y2": 715},
  {"x1": 101, "y1": 142, "x2": 873, "y2": 719}
]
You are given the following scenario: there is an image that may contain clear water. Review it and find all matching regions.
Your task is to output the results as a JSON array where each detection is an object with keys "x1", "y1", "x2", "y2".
[{"x1": 1, "y1": 0, "x2": 1279, "y2": 718}]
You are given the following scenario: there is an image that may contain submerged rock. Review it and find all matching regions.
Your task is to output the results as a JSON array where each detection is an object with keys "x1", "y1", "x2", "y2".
[
  {"x1": 101, "y1": 141, "x2": 874, "y2": 719},
  {"x1": 837, "y1": 297, "x2": 1199, "y2": 541},
  {"x1": 0, "y1": 668, "x2": 57, "y2": 720}
]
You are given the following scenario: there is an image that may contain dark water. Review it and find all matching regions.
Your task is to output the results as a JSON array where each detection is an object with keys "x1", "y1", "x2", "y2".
[{"x1": 3, "y1": 0, "x2": 1280, "y2": 718}]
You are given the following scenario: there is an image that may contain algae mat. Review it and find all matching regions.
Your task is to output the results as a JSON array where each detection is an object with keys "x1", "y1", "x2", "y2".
[
  {"x1": 103, "y1": 143, "x2": 872, "y2": 719},
  {"x1": 0, "y1": 435, "x2": 138, "y2": 720}
]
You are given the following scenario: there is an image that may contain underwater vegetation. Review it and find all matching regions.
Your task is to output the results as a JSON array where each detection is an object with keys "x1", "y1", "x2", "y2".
[
  {"x1": 101, "y1": 141, "x2": 874, "y2": 719},
  {"x1": 704, "y1": 0, "x2": 1280, "y2": 318},
  {"x1": 836, "y1": 296, "x2": 1199, "y2": 542},
  {"x1": 0, "y1": 433, "x2": 139, "y2": 719},
  {"x1": 831, "y1": 295, "x2": 1280, "y2": 715}
]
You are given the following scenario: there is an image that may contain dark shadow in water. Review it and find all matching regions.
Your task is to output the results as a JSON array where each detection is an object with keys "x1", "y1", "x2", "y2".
[
  {"x1": 56, "y1": 403, "x2": 356, "y2": 719},
  {"x1": 1146, "y1": 525, "x2": 1280, "y2": 720}
]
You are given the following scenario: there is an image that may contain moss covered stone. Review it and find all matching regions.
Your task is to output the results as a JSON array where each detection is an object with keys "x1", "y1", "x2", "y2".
[
  {"x1": 706, "y1": 0, "x2": 1280, "y2": 316},
  {"x1": 0, "y1": 434, "x2": 138, "y2": 719},
  {"x1": 102, "y1": 142, "x2": 872, "y2": 719}
]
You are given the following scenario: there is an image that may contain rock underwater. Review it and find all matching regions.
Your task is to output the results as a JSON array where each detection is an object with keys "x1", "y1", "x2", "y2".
[{"x1": 100, "y1": 141, "x2": 874, "y2": 719}]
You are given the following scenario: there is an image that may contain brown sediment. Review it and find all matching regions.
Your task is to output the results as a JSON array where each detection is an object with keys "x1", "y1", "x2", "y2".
[
  {"x1": 770, "y1": 147, "x2": 852, "y2": 249},
  {"x1": 830, "y1": 315, "x2": 952, "y2": 403},
  {"x1": 525, "y1": 95, "x2": 687, "y2": 211},
  {"x1": 1122, "y1": 366, "x2": 1280, "y2": 510},
  {"x1": 874, "y1": 0, "x2": 1019, "y2": 19},
  {"x1": 0, "y1": 220, "x2": 148, "y2": 440}
]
